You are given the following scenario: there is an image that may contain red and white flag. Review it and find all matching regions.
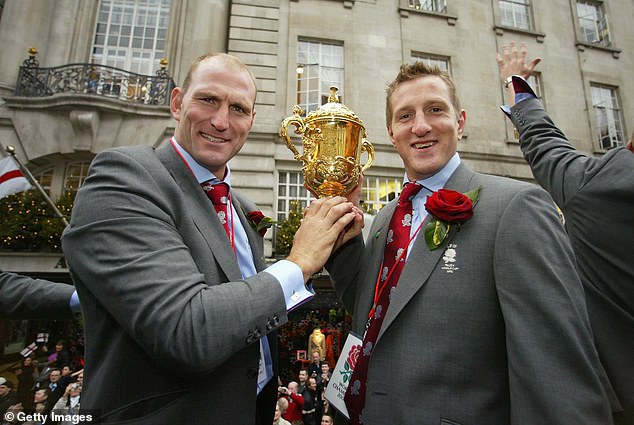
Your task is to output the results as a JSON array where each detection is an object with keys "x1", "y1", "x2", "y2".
[
  {"x1": 20, "y1": 342, "x2": 38, "y2": 358},
  {"x1": 0, "y1": 156, "x2": 32, "y2": 199}
]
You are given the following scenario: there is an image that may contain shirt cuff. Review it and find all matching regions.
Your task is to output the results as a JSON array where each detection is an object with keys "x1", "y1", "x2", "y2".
[
  {"x1": 264, "y1": 260, "x2": 315, "y2": 312},
  {"x1": 500, "y1": 75, "x2": 538, "y2": 117},
  {"x1": 69, "y1": 291, "x2": 81, "y2": 314}
]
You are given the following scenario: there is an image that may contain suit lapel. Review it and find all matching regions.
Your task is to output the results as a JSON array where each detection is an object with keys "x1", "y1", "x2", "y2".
[
  {"x1": 377, "y1": 164, "x2": 478, "y2": 342},
  {"x1": 155, "y1": 146, "x2": 242, "y2": 281}
]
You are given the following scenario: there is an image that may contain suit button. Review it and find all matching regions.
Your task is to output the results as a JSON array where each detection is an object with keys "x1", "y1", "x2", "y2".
[{"x1": 246, "y1": 367, "x2": 258, "y2": 379}]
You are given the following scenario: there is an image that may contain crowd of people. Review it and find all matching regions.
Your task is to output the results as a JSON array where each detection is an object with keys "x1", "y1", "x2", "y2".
[
  {"x1": 0, "y1": 342, "x2": 84, "y2": 425},
  {"x1": 0, "y1": 40, "x2": 632, "y2": 425}
]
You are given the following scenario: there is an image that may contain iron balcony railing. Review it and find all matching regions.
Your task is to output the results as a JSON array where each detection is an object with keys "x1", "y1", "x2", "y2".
[{"x1": 14, "y1": 48, "x2": 175, "y2": 106}]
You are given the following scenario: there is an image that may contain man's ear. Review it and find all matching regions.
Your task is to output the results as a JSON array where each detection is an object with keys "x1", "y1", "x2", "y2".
[
  {"x1": 387, "y1": 124, "x2": 396, "y2": 147},
  {"x1": 457, "y1": 109, "x2": 466, "y2": 140},
  {"x1": 169, "y1": 87, "x2": 182, "y2": 121}
]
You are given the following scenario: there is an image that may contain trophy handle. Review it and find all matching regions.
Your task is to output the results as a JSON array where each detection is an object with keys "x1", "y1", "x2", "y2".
[
  {"x1": 360, "y1": 139, "x2": 375, "y2": 172},
  {"x1": 279, "y1": 106, "x2": 307, "y2": 162}
]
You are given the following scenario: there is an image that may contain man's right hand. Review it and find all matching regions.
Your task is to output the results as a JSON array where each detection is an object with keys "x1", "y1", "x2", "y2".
[{"x1": 287, "y1": 196, "x2": 357, "y2": 282}]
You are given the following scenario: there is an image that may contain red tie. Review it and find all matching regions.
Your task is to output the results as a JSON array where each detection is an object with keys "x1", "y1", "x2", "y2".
[
  {"x1": 344, "y1": 182, "x2": 423, "y2": 424},
  {"x1": 201, "y1": 181, "x2": 231, "y2": 239}
]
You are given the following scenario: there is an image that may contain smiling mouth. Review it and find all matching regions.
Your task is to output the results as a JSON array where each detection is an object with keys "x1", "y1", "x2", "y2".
[
  {"x1": 413, "y1": 141, "x2": 435, "y2": 149},
  {"x1": 200, "y1": 132, "x2": 228, "y2": 143}
]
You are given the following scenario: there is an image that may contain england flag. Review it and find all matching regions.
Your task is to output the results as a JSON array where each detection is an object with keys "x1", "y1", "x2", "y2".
[{"x1": 0, "y1": 156, "x2": 32, "y2": 199}]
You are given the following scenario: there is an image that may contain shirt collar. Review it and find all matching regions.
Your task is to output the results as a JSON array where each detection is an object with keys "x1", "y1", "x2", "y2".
[
  {"x1": 404, "y1": 152, "x2": 460, "y2": 192},
  {"x1": 170, "y1": 137, "x2": 232, "y2": 186}
]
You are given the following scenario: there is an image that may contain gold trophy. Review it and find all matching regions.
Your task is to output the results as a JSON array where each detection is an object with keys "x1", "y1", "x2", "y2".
[{"x1": 280, "y1": 86, "x2": 374, "y2": 197}]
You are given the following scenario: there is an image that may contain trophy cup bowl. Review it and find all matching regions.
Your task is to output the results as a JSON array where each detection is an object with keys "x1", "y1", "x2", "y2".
[{"x1": 279, "y1": 86, "x2": 374, "y2": 198}]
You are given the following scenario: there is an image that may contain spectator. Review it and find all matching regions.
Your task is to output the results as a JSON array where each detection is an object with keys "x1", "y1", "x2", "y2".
[
  {"x1": 280, "y1": 381, "x2": 304, "y2": 424},
  {"x1": 301, "y1": 377, "x2": 319, "y2": 425},
  {"x1": 52, "y1": 382, "x2": 82, "y2": 424},
  {"x1": 43, "y1": 340, "x2": 71, "y2": 369},
  {"x1": 13, "y1": 357, "x2": 35, "y2": 411},
  {"x1": 297, "y1": 369, "x2": 308, "y2": 393},
  {"x1": 273, "y1": 399, "x2": 291, "y2": 425},
  {"x1": 307, "y1": 351, "x2": 321, "y2": 380},
  {"x1": 0, "y1": 378, "x2": 19, "y2": 418},
  {"x1": 318, "y1": 362, "x2": 330, "y2": 386},
  {"x1": 320, "y1": 414, "x2": 334, "y2": 425}
]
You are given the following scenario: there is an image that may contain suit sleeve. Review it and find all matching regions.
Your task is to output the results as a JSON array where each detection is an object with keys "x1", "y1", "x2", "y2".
[
  {"x1": 0, "y1": 272, "x2": 74, "y2": 319},
  {"x1": 61, "y1": 149, "x2": 287, "y2": 378},
  {"x1": 493, "y1": 185, "x2": 612, "y2": 423},
  {"x1": 508, "y1": 98, "x2": 609, "y2": 208}
]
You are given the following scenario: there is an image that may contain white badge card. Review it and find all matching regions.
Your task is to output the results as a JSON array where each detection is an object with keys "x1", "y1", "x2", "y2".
[{"x1": 324, "y1": 332, "x2": 362, "y2": 419}]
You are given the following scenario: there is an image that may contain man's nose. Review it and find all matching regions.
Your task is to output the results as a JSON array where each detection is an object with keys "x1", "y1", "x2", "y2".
[
  {"x1": 210, "y1": 105, "x2": 229, "y2": 130},
  {"x1": 412, "y1": 113, "x2": 431, "y2": 135}
]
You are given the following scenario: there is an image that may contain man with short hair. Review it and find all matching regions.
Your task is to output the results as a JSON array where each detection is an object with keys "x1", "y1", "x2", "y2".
[
  {"x1": 62, "y1": 52, "x2": 356, "y2": 425},
  {"x1": 327, "y1": 61, "x2": 613, "y2": 424}
]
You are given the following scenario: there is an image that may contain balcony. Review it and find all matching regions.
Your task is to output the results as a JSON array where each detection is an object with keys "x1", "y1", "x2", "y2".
[{"x1": 14, "y1": 48, "x2": 175, "y2": 106}]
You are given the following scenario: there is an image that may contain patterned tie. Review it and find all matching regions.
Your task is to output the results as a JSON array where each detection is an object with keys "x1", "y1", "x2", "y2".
[
  {"x1": 201, "y1": 181, "x2": 231, "y2": 239},
  {"x1": 344, "y1": 182, "x2": 423, "y2": 424}
]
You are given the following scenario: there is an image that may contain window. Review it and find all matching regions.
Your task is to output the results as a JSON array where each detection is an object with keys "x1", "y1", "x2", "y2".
[
  {"x1": 577, "y1": 1, "x2": 610, "y2": 47},
  {"x1": 277, "y1": 171, "x2": 314, "y2": 222},
  {"x1": 591, "y1": 84, "x2": 624, "y2": 150},
  {"x1": 33, "y1": 167, "x2": 55, "y2": 195},
  {"x1": 362, "y1": 176, "x2": 402, "y2": 215},
  {"x1": 407, "y1": 0, "x2": 447, "y2": 13},
  {"x1": 296, "y1": 40, "x2": 344, "y2": 115},
  {"x1": 64, "y1": 162, "x2": 91, "y2": 192},
  {"x1": 410, "y1": 52, "x2": 450, "y2": 73},
  {"x1": 277, "y1": 171, "x2": 401, "y2": 220},
  {"x1": 91, "y1": 0, "x2": 170, "y2": 75},
  {"x1": 499, "y1": 0, "x2": 531, "y2": 30}
]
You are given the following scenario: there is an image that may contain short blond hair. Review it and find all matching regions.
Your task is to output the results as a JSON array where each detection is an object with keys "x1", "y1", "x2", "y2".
[{"x1": 385, "y1": 61, "x2": 461, "y2": 127}]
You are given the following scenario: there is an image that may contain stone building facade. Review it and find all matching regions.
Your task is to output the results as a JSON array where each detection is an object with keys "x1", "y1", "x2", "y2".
[{"x1": 0, "y1": 0, "x2": 632, "y2": 280}]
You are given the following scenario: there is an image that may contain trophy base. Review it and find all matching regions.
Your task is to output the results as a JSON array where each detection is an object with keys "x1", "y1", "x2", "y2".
[{"x1": 315, "y1": 181, "x2": 347, "y2": 197}]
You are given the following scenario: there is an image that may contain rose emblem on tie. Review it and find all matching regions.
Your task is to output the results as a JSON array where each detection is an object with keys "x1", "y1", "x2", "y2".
[{"x1": 424, "y1": 187, "x2": 481, "y2": 250}]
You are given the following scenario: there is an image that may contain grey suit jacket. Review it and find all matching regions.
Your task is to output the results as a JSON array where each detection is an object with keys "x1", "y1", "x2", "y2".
[
  {"x1": 509, "y1": 96, "x2": 634, "y2": 424},
  {"x1": 327, "y1": 163, "x2": 613, "y2": 424},
  {"x1": 62, "y1": 145, "x2": 286, "y2": 424},
  {"x1": 0, "y1": 271, "x2": 74, "y2": 319}
]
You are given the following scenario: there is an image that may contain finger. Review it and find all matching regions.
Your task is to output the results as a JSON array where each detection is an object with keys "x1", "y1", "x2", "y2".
[{"x1": 528, "y1": 57, "x2": 542, "y2": 71}]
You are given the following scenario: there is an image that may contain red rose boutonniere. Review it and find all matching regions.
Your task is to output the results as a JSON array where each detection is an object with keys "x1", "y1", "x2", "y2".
[
  {"x1": 424, "y1": 187, "x2": 481, "y2": 250},
  {"x1": 246, "y1": 210, "x2": 274, "y2": 237}
]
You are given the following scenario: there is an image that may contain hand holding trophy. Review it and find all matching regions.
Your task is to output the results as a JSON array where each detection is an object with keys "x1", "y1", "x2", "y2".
[{"x1": 280, "y1": 86, "x2": 374, "y2": 197}]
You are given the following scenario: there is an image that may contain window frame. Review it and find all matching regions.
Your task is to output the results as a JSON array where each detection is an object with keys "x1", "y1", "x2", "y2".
[
  {"x1": 410, "y1": 52, "x2": 451, "y2": 74},
  {"x1": 295, "y1": 39, "x2": 344, "y2": 116},
  {"x1": 590, "y1": 83, "x2": 625, "y2": 151},
  {"x1": 91, "y1": 0, "x2": 171, "y2": 75}
]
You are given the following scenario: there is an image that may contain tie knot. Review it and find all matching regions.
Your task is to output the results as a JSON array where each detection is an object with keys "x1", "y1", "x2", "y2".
[
  {"x1": 398, "y1": 183, "x2": 423, "y2": 205},
  {"x1": 202, "y1": 182, "x2": 229, "y2": 205}
]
